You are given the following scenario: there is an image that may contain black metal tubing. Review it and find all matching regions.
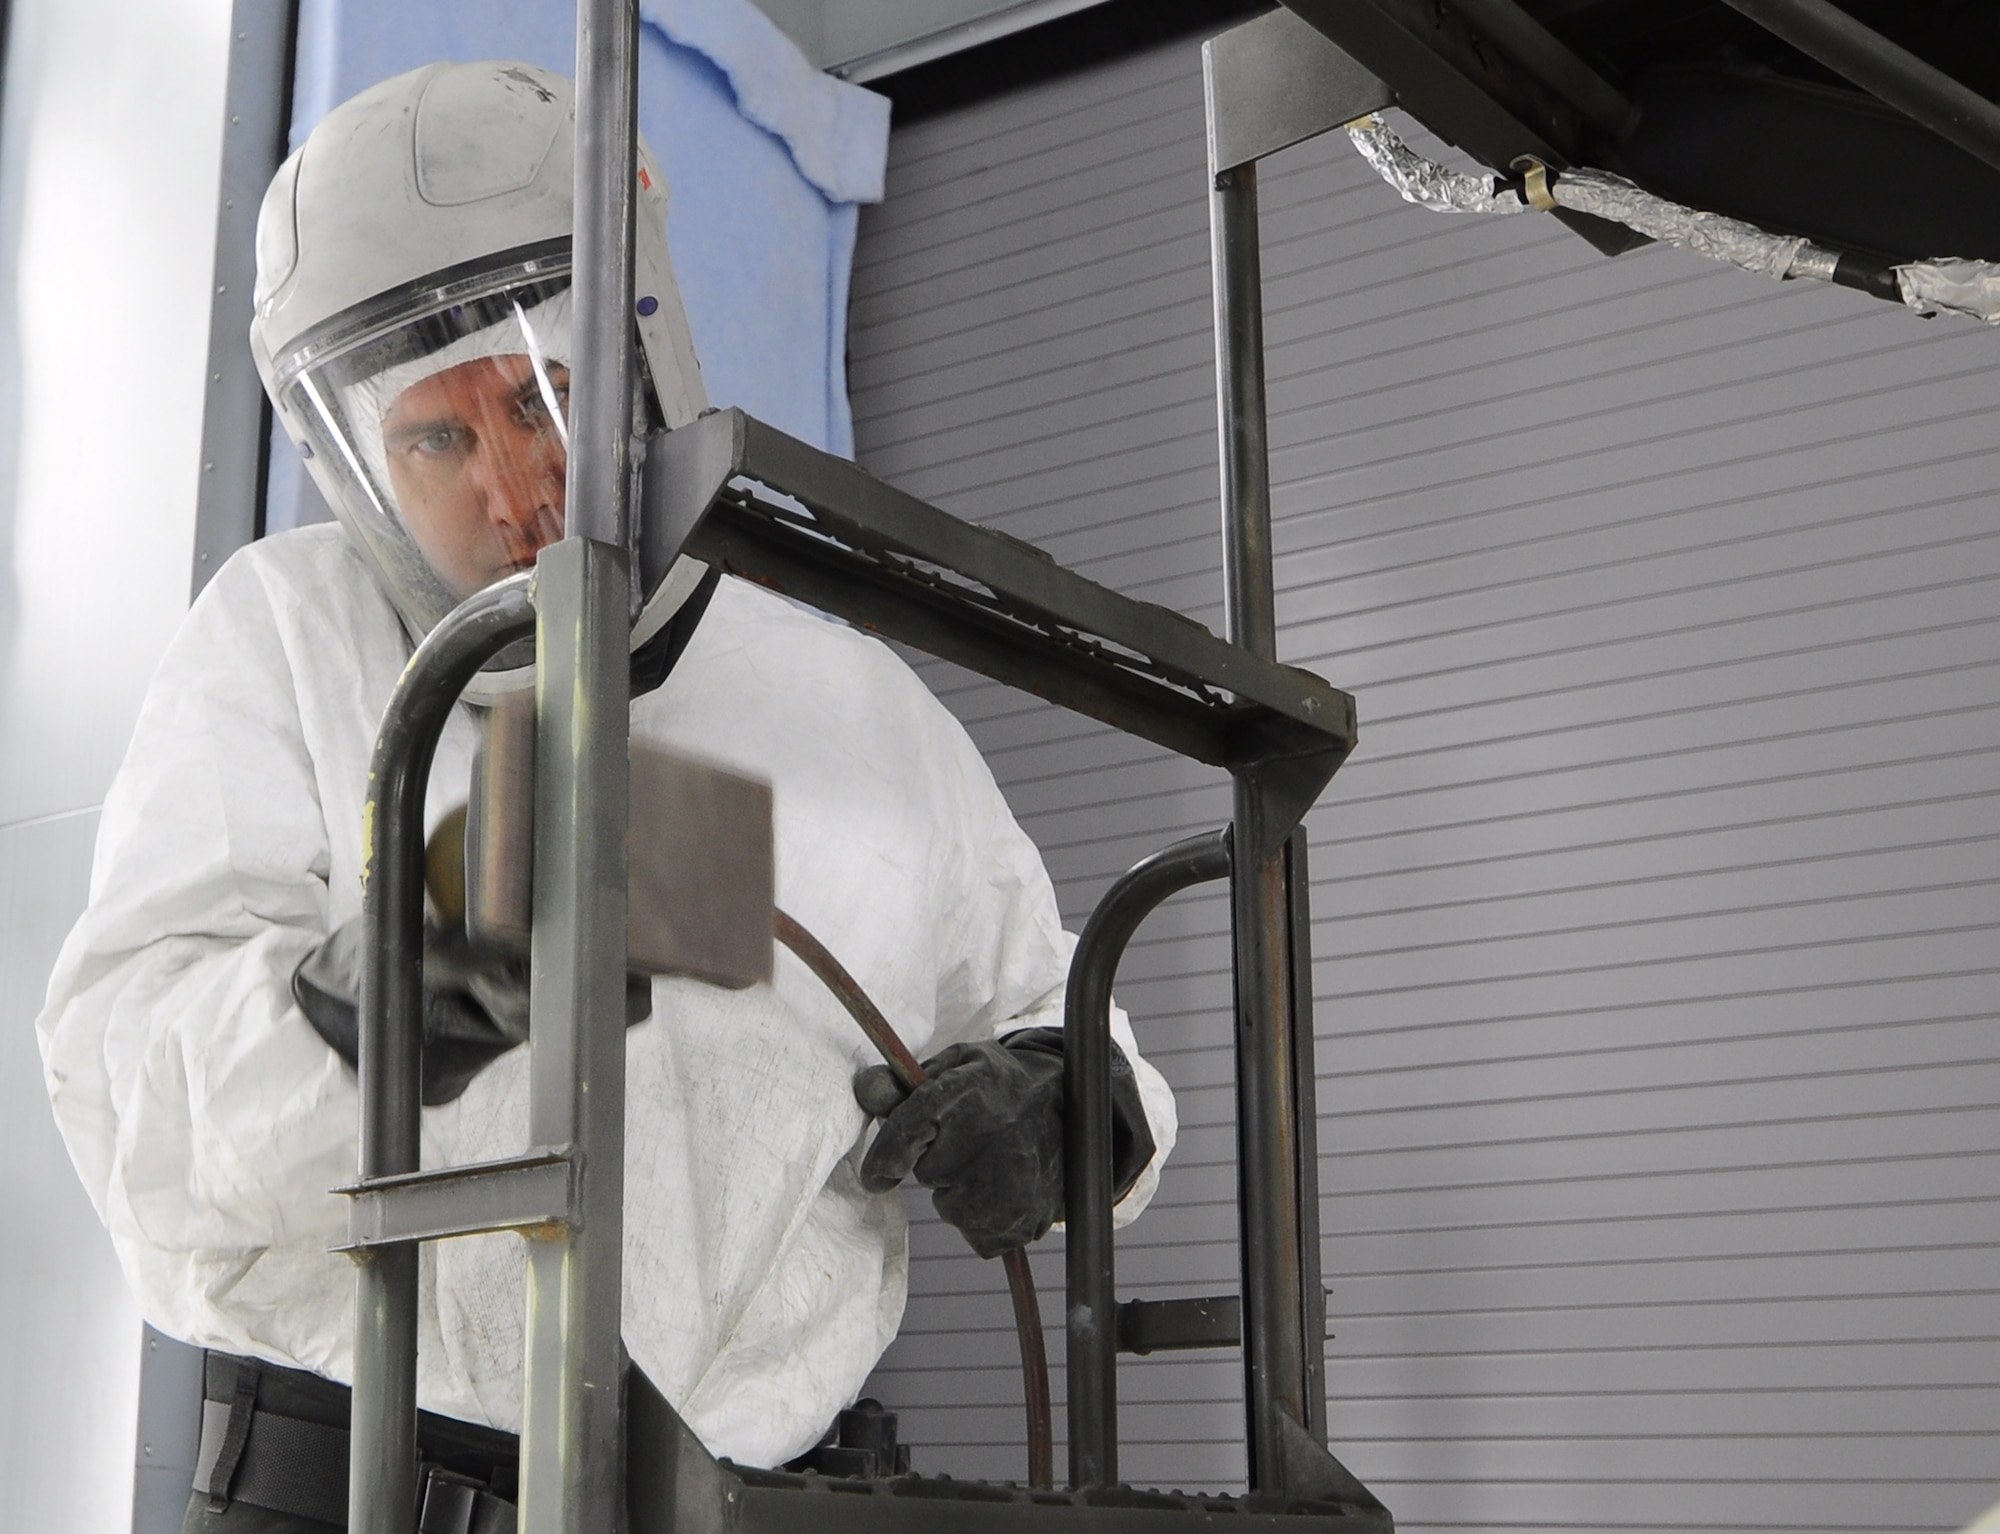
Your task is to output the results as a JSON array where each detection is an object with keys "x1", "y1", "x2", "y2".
[
  {"x1": 643, "y1": 410, "x2": 1354, "y2": 858},
  {"x1": 1284, "y1": 830, "x2": 1328, "y2": 1445},
  {"x1": 1230, "y1": 784, "x2": 1309, "y2": 1488},
  {"x1": 1211, "y1": 162, "x2": 1275, "y2": 664},
  {"x1": 351, "y1": 574, "x2": 535, "y2": 1534},
  {"x1": 1211, "y1": 134, "x2": 1330, "y2": 1494},
  {"x1": 1203, "y1": 50, "x2": 1394, "y2": 1511},
  {"x1": 1716, "y1": 0, "x2": 2000, "y2": 181},
  {"x1": 1117, "y1": 1295, "x2": 1242, "y2": 1356},
  {"x1": 1065, "y1": 830, "x2": 1232, "y2": 1489}
]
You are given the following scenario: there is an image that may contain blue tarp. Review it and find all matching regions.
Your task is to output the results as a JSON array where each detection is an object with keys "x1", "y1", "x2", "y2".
[{"x1": 266, "y1": 0, "x2": 888, "y2": 533}]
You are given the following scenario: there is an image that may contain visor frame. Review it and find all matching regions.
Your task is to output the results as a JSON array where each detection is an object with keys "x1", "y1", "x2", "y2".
[{"x1": 271, "y1": 245, "x2": 577, "y2": 657}]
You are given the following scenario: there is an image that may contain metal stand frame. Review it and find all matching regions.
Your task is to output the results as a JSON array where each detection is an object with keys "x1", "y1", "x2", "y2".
[{"x1": 338, "y1": 3, "x2": 1396, "y2": 1527}]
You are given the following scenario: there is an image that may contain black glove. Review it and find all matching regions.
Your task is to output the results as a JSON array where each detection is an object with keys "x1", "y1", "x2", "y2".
[
  {"x1": 293, "y1": 918, "x2": 653, "y2": 1107},
  {"x1": 853, "y1": 1027, "x2": 1156, "y2": 1259}
]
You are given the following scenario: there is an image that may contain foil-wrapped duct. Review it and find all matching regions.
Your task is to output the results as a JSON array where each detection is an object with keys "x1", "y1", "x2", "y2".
[
  {"x1": 1346, "y1": 115, "x2": 1524, "y2": 217},
  {"x1": 1784, "y1": 245, "x2": 1843, "y2": 285},
  {"x1": 1349, "y1": 115, "x2": 2000, "y2": 325},
  {"x1": 1895, "y1": 259, "x2": 2000, "y2": 324},
  {"x1": 1345, "y1": 116, "x2": 1844, "y2": 285},
  {"x1": 1549, "y1": 167, "x2": 1812, "y2": 280}
]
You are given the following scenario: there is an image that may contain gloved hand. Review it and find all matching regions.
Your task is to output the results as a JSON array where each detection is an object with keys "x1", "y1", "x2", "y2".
[
  {"x1": 852, "y1": 1027, "x2": 1156, "y2": 1259},
  {"x1": 293, "y1": 918, "x2": 653, "y2": 1106}
]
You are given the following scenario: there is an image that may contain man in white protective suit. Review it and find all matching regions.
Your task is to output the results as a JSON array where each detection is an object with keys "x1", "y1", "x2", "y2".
[{"x1": 37, "y1": 60, "x2": 1174, "y2": 1532}]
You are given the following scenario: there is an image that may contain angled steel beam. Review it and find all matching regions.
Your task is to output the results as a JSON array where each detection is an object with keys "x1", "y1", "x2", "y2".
[
  {"x1": 1717, "y1": 0, "x2": 2000, "y2": 179},
  {"x1": 1446, "y1": 0, "x2": 1638, "y2": 143},
  {"x1": 642, "y1": 408, "x2": 1356, "y2": 858}
]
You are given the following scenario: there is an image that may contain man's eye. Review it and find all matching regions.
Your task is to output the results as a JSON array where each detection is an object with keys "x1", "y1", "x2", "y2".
[
  {"x1": 520, "y1": 389, "x2": 567, "y2": 427},
  {"x1": 414, "y1": 427, "x2": 461, "y2": 457}
]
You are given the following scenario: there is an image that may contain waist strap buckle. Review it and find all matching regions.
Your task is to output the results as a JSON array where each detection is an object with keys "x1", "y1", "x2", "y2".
[{"x1": 420, "y1": 1464, "x2": 518, "y2": 1534}]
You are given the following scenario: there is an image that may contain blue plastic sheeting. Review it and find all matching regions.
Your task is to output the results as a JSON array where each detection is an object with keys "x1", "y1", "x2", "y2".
[{"x1": 264, "y1": 0, "x2": 888, "y2": 535}]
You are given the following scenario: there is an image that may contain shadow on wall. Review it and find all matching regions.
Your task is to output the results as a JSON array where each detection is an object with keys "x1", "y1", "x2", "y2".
[{"x1": 0, "y1": 3, "x2": 24, "y2": 705}]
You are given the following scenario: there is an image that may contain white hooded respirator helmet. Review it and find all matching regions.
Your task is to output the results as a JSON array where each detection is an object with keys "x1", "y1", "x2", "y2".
[{"x1": 250, "y1": 61, "x2": 712, "y2": 698}]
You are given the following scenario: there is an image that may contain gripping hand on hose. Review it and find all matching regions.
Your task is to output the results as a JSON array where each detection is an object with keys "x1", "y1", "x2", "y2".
[{"x1": 852, "y1": 1028, "x2": 1156, "y2": 1259}]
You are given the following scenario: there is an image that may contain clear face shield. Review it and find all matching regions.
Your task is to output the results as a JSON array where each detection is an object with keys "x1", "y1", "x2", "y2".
[{"x1": 271, "y1": 251, "x2": 582, "y2": 645}]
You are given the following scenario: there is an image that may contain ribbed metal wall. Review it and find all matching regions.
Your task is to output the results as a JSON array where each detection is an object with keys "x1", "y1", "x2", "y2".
[{"x1": 848, "y1": 29, "x2": 2000, "y2": 1534}]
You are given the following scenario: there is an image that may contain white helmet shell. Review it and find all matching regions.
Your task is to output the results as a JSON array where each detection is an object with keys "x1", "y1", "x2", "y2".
[{"x1": 250, "y1": 60, "x2": 708, "y2": 691}]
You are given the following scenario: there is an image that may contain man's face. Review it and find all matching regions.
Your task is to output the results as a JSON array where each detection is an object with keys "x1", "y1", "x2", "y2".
[{"x1": 380, "y1": 354, "x2": 569, "y2": 597}]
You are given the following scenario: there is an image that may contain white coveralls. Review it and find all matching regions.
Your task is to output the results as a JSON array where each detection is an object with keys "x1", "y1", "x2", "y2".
[{"x1": 37, "y1": 523, "x2": 1175, "y2": 1467}]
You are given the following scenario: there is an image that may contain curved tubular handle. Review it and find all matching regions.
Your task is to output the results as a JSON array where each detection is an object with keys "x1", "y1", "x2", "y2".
[
  {"x1": 1064, "y1": 827, "x2": 1232, "y2": 1490},
  {"x1": 351, "y1": 572, "x2": 536, "y2": 1534}
]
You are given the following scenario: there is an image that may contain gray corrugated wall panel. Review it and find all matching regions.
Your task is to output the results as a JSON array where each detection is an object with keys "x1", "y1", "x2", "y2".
[{"x1": 849, "y1": 26, "x2": 2000, "y2": 1534}]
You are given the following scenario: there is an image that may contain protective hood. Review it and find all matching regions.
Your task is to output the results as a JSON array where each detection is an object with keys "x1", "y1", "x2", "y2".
[{"x1": 250, "y1": 60, "x2": 709, "y2": 695}]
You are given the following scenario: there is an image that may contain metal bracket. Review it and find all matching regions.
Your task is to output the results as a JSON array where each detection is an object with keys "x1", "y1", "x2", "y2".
[
  {"x1": 337, "y1": 1147, "x2": 577, "y2": 1250},
  {"x1": 1114, "y1": 1291, "x2": 1345, "y2": 1356},
  {"x1": 1205, "y1": 7, "x2": 1393, "y2": 178},
  {"x1": 1117, "y1": 1295, "x2": 1243, "y2": 1356},
  {"x1": 642, "y1": 409, "x2": 1356, "y2": 858},
  {"x1": 1514, "y1": 154, "x2": 1557, "y2": 210}
]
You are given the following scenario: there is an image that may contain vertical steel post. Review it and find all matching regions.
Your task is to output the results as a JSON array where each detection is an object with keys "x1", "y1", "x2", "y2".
[
  {"x1": 1212, "y1": 147, "x2": 1324, "y2": 1488},
  {"x1": 1226, "y1": 773, "x2": 1311, "y2": 1490},
  {"x1": 1212, "y1": 160, "x2": 1277, "y2": 664},
  {"x1": 515, "y1": 0, "x2": 640, "y2": 1527},
  {"x1": 567, "y1": 0, "x2": 640, "y2": 550},
  {"x1": 518, "y1": 541, "x2": 632, "y2": 1533},
  {"x1": 1286, "y1": 829, "x2": 1329, "y2": 1447}
]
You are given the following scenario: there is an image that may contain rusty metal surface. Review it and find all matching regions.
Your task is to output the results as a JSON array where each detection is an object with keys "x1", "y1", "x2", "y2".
[
  {"x1": 627, "y1": 746, "x2": 773, "y2": 987},
  {"x1": 467, "y1": 694, "x2": 774, "y2": 989},
  {"x1": 640, "y1": 409, "x2": 1356, "y2": 861},
  {"x1": 338, "y1": 1148, "x2": 577, "y2": 1249}
]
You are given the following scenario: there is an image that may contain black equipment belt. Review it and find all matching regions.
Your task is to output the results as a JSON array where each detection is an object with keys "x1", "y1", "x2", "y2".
[{"x1": 192, "y1": 1353, "x2": 518, "y2": 1532}]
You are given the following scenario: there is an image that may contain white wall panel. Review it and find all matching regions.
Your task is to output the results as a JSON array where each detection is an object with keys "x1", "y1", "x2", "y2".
[
  {"x1": 850, "y1": 28, "x2": 2000, "y2": 1532},
  {"x1": 0, "y1": 0, "x2": 235, "y2": 1522},
  {"x1": 0, "y1": 812, "x2": 145, "y2": 1533}
]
